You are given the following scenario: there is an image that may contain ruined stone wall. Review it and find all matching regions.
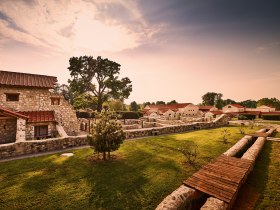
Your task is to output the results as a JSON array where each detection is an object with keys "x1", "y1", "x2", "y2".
[
  {"x1": 0, "y1": 119, "x2": 16, "y2": 144},
  {"x1": 0, "y1": 136, "x2": 87, "y2": 159},
  {"x1": 0, "y1": 87, "x2": 79, "y2": 135}
]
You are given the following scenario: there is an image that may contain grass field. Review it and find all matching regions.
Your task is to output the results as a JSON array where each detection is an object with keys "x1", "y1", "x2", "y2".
[
  {"x1": 246, "y1": 140, "x2": 280, "y2": 209},
  {"x1": 0, "y1": 126, "x2": 262, "y2": 210}
]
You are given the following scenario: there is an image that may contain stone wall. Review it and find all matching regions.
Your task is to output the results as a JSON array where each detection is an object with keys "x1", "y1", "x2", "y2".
[
  {"x1": 0, "y1": 136, "x2": 87, "y2": 159},
  {"x1": 0, "y1": 87, "x2": 79, "y2": 135},
  {"x1": 25, "y1": 122, "x2": 57, "y2": 140},
  {"x1": 0, "y1": 119, "x2": 16, "y2": 144}
]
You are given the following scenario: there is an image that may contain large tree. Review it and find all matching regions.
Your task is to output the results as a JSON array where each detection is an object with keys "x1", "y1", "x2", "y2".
[
  {"x1": 68, "y1": 56, "x2": 132, "y2": 111},
  {"x1": 202, "y1": 92, "x2": 222, "y2": 106},
  {"x1": 240, "y1": 100, "x2": 257, "y2": 108}
]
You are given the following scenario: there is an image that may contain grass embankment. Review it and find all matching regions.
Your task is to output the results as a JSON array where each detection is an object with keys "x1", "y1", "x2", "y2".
[{"x1": 0, "y1": 126, "x2": 258, "y2": 210}]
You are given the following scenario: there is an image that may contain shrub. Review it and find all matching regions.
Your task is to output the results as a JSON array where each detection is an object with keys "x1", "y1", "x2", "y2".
[
  {"x1": 178, "y1": 141, "x2": 198, "y2": 165},
  {"x1": 117, "y1": 111, "x2": 143, "y2": 119},
  {"x1": 76, "y1": 111, "x2": 95, "y2": 118},
  {"x1": 262, "y1": 115, "x2": 280, "y2": 121},
  {"x1": 221, "y1": 129, "x2": 231, "y2": 144},
  {"x1": 87, "y1": 111, "x2": 125, "y2": 160},
  {"x1": 238, "y1": 114, "x2": 256, "y2": 120}
]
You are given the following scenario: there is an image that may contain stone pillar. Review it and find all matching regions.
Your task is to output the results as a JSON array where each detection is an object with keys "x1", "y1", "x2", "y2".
[{"x1": 16, "y1": 118, "x2": 26, "y2": 142}]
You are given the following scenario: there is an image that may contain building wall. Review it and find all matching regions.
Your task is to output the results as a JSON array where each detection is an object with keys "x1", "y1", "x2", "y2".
[
  {"x1": 0, "y1": 87, "x2": 79, "y2": 135},
  {"x1": 0, "y1": 118, "x2": 17, "y2": 144},
  {"x1": 222, "y1": 105, "x2": 244, "y2": 113},
  {"x1": 183, "y1": 104, "x2": 200, "y2": 116},
  {"x1": 25, "y1": 122, "x2": 57, "y2": 140}
]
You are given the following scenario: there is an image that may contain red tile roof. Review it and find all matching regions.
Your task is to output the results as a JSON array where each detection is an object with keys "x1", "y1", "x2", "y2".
[
  {"x1": 261, "y1": 112, "x2": 280, "y2": 115},
  {"x1": 0, "y1": 70, "x2": 57, "y2": 89},
  {"x1": 0, "y1": 106, "x2": 29, "y2": 119},
  {"x1": 18, "y1": 111, "x2": 55, "y2": 123},
  {"x1": 145, "y1": 103, "x2": 192, "y2": 112},
  {"x1": 210, "y1": 110, "x2": 223, "y2": 115},
  {"x1": 230, "y1": 104, "x2": 244, "y2": 108},
  {"x1": 199, "y1": 106, "x2": 214, "y2": 110}
]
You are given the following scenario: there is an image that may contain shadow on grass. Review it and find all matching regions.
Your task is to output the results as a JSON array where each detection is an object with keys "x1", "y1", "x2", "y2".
[{"x1": 232, "y1": 141, "x2": 272, "y2": 210}]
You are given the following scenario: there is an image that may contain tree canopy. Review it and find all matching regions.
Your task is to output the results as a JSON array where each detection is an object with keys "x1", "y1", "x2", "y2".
[
  {"x1": 130, "y1": 101, "x2": 139, "y2": 111},
  {"x1": 68, "y1": 56, "x2": 132, "y2": 111},
  {"x1": 257, "y1": 98, "x2": 280, "y2": 110}
]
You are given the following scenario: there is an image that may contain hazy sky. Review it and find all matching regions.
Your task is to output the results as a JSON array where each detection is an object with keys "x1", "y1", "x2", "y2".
[{"x1": 1, "y1": 0, "x2": 280, "y2": 104}]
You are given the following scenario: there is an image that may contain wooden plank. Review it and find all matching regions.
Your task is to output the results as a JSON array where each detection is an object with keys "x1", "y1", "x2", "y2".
[
  {"x1": 216, "y1": 155, "x2": 252, "y2": 168},
  {"x1": 184, "y1": 177, "x2": 233, "y2": 203},
  {"x1": 203, "y1": 163, "x2": 247, "y2": 177},
  {"x1": 193, "y1": 173, "x2": 237, "y2": 193},
  {"x1": 197, "y1": 170, "x2": 240, "y2": 186},
  {"x1": 183, "y1": 154, "x2": 254, "y2": 204}
]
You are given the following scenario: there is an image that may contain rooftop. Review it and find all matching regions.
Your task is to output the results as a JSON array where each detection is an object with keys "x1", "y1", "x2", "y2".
[{"x1": 0, "y1": 70, "x2": 57, "y2": 89}]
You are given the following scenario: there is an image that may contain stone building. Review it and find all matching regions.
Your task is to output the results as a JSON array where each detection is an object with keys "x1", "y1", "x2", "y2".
[{"x1": 0, "y1": 70, "x2": 79, "y2": 144}]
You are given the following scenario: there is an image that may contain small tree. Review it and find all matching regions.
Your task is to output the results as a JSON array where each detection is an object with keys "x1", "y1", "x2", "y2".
[
  {"x1": 178, "y1": 141, "x2": 198, "y2": 165},
  {"x1": 238, "y1": 123, "x2": 246, "y2": 134},
  {"x1": 87, "y1": 110, "x2": 125, "y2": 160},
  {"x1": 221, "y1": 129, "x2": 231, "y2": 144}
]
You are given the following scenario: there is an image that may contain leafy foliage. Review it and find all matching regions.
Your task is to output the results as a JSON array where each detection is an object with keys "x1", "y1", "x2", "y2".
[
  {"x1": 87, "y1": 110, "x2": 125, "y2": 160},
  {"x1": 130, "y1": 101, "x2": 139, "y2": 111},
  {"x1": 262, "y1": 115, "x2": 280, "y2": 121},
  {"x1": 257, "y1": 97, "x2": 280, "y2": 110},
  {"x1": 167, "y1": 100, "x2": 178, "y2": 105},
  {"x1": 68, "y1": 56, "x2": 132, "y2": 111},
  {"x1": 73, "y1": 93, "x2": 97, "y2": 110}
]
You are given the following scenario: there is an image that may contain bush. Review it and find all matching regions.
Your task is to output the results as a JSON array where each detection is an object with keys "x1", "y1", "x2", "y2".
[
  {"x1": 87, "y1": 111, "x2": 125, "y2": 160},
  {"x1": 238, "y1": 114, "x2": 256, "y2": 120},
  {"x1": 262, "y1": 115, "x2": 280, "y2": 121},
  {"x1": 117, "y1": 111, "x2": 143, "y2": 119},
  {"x1": 76, "y1": 111, "x2": 95, "y2": 118}
]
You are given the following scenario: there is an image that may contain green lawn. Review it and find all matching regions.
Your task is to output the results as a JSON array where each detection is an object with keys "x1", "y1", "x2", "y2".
[{"x1": 0, "y1": 126, "x2": 259, "y2": 210}]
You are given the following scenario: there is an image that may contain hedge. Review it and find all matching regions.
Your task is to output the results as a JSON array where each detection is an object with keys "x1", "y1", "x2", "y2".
[
  {"x1": 117, "y1": 111, "x2": 143, "y2": 119},
  {"x1": 238, "y1": 114, "x2": 256, "y2": 120},
  {"x1": 261, "y1": 115, "x2": 280, "y2": 121},
  {"x1": 76, "y1": 111, "x2": 95, "y2": 118}
]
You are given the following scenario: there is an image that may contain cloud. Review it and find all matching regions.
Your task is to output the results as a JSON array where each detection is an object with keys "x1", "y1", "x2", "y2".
[
  {"x1": 0, "y1": 0, "x2": 161, "y2": 54},
  {"x1": 256, "y1": 42, "x2": 280, "y2": 54}
]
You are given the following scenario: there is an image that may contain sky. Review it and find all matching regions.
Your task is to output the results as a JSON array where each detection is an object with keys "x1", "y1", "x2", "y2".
[{"x1": 0, "y1": 0, "x2": 280, "y2": 104}]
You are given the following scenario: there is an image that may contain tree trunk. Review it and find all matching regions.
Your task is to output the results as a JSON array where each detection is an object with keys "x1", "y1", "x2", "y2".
[
  {"x1": 103, "y1": 151, "x2": 106, "y2": 160},
  {"x1": 108, "y1": 151, "x2": 111, "y2": 160},
  {"x1": 97, "y1": 96, "x2": 103, "y2": 112}
]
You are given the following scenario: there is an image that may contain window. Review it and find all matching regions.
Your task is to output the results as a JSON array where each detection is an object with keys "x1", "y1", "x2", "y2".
[
  {"x1": 34, "y1": 125, "x2": 48, "y2": 138},
  {"x1": 51, "y1": 98, "x2": 60, "y2": 105},
  {"x1": 6, "y1": 93, "x2": 19, "y2": 101}
]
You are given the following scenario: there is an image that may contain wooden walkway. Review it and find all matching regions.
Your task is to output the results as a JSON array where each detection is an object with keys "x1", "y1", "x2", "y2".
[{"x1": 183, "y1": 155, "x2": 252, "y2": 205}]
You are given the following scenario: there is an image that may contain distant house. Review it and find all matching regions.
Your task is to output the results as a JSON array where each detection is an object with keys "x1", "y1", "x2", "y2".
[
  {"x1": 254, "y1": 105, "x2": 276, "y2": 112},
  {"x1": 205, "y1": 110, "x2": 224, "y2": 120},
  {"x1": 143, "y1": 103, "x2": 200, "y2": 119},
  {"x1": 198, "y1": 106, "x2": 218, "y2": 113},
  {"x1": 0, "y1": 70, "x2": 79, "y2": 144},
  {"x1": 222, "y1": 104, "x2": 245, "y2": 113}
]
